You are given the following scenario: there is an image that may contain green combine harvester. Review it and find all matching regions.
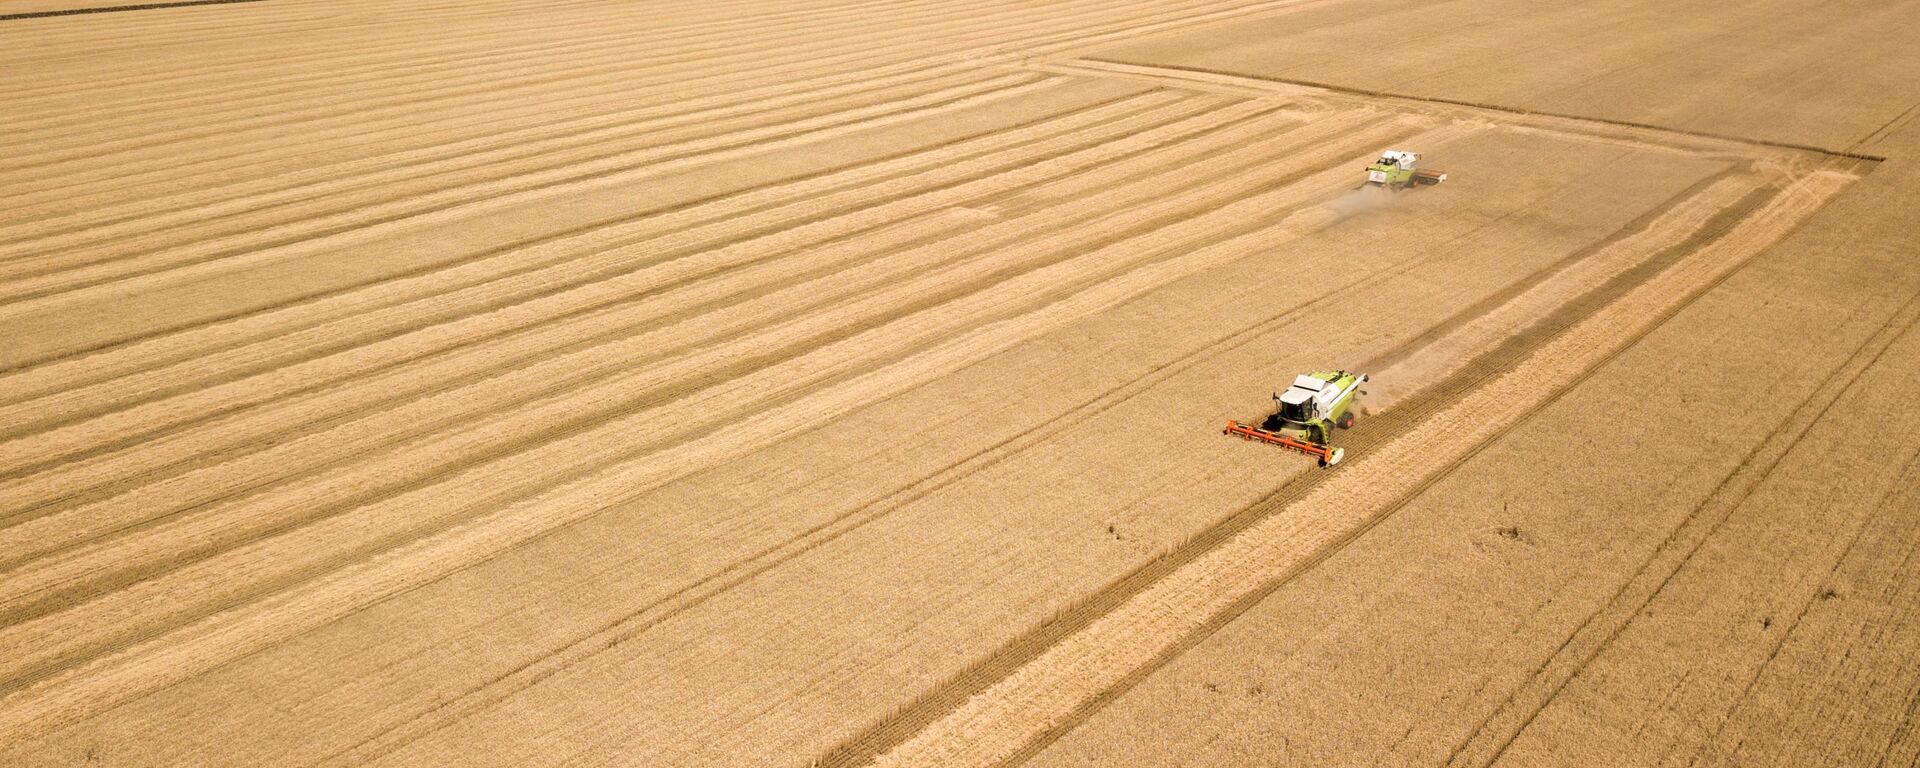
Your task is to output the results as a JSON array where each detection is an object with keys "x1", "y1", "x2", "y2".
[
  {"x1": 1224, "y1": 370, "x2": 1369, "y2": 467},
  {"x1": 1363, "y1": 149, "x2": 1447, "y2": 190}
]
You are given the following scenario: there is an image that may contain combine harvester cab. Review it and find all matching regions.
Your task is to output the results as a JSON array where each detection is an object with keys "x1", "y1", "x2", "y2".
[
  {"x1": 1224, "y1": 371, "x2": 1368, "y2": 467},
  {"x1": 1364, "y1": 150, "x2": 1447, "y2": 190}
]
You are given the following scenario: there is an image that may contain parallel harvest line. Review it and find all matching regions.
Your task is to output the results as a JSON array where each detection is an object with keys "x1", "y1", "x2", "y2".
[
  {"x1": 0, "y1": 0, "x2": 917, "y2": 115},
  {"x1": 0, "y1": 68, "x2": 1034, "y2": 280},
  {"x1": 0, "y1": 86, "x2": 1148, "y2": 411},
  {"x1": 0, "y1": 55, "x2": 977, "y2": 224},
  {"x1": 0, "y1": 89, "x2": 1190, "y2": 438},
  {"x1": 0, "y1": 95, "x2": 1256, "y2": 533},
  {"x1": 0, "y1": 0, "x2": 1000, "y2": 165},
  {"x1": 0, "y1": 0, "x2": 1166, "y2": 178},
  {"x1": 0, "y1": 118, "x2": 1421, "y2": 746},
  {"x1": 1, "y1": 0, "x2": 1277, "y2": 192},
  {"x1": 0, "y1": 74, "x2": 1056, "y2": 315},
  {"x1": 3, "y1": 64, "x2": 1000, "y2": 258},
  {"x1": 0, "y1": 110, "x2": 1391, "y2": 636},
  {"x1": 313, "y1": 130, "x2": 1503, "y2": 768},
  {"x1": 862, "y1": 170, "x2": 1856, "y2": 768},
  {"x1": 3, "y1": 0, "x2": 1213, "y2": 214},
  {"x1": 0, "y1": 0, "x2": 616, "y2": 55}
]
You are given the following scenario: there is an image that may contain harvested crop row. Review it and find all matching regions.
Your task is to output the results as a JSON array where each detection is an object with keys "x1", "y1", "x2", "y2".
[
  {"x1": 864, "y1": 169, "x2": 1856, "y2": 768},
  {"x1": 0, "y1": 0, "x2": 1077, "y2": 168},
  {"x1": 0, "y1": 93, "x2": 1264, "y2": 543},
  {"x1": 0, "y1": 87, "x2": 1162, "y2": 412},
  {"x1": 0, "y1": 111, "x2": 1414, "y2": 660},
  {"x1": 0, "y1": 0, "x2": 948, "y2": 119},
  {"x1": 0, "y1": 0, "x2": 1228, "y2": 183},
  {"x1": 3, "y1": 61, "x2": 997, "y2": 251},
  {"x1": 0, "y1": 73, "x2": 1058, "y2": 310},
  {"x1": 0, "y1": 119, "x2": 1442, "y2": 746}
]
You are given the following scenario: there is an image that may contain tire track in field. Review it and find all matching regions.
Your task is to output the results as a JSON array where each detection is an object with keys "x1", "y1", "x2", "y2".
[
  {"x1": 0, "y1": 110, "x2": 1401, "y2": 644},
  {"x1": 0, "y1": 85, "x2": 1156, "y2": 410},
  {"x1": 0, "y1": 115, "x2": 1426, "y2": 746},
  {"x1": 0, "y1": 94, "x2": 1268, "y2": 545},
  {"x1": 855, "y1": 170, "x2": 1856, "y2": 768},
  {"x1": 0, "y1": 73, "x2": 1055, "y2": 314}
]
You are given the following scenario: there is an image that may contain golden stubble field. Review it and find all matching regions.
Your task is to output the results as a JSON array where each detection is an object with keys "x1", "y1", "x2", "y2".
[{"x1": 3, "y1": 1, "x2": 1918, "y2": 766}]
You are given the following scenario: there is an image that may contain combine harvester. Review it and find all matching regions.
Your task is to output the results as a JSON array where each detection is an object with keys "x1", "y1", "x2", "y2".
[
  {"x1": 1363, "y1": 150, "x2": 1447, "y2": 190},
  {"x1": 1224, "y1": 371, "x2": 1369, "y2": 467}
]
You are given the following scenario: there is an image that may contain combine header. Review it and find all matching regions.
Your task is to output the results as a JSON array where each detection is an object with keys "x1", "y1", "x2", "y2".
[
  {"x1": 1224, "y1": 371, "x2": 1368, "y2": 467},
  {"x1": 1363, "y1": 150, "x2": 1446, "y2": 190}
]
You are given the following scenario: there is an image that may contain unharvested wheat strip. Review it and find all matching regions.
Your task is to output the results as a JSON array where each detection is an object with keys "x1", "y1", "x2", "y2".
[
  {"x1": 0, "y1": 88, "x2": 1178, "y2": 409},
  {"x1": 0, "y1": 113, "x2": 1396, "y2": 623},
  {"x1": 0, "y1": 92, "x2": 1225, "y2": 436},
  {"x1": 0, "y1": 0, "x2": 904, "y2": 116},
  {"x1": 0, "y1": 126, "x2": 1432, "y2": 747},
  {"x1": 0, "y1": 74, "x2": 1056, "y2": 314},
  {"x1": 861, "y1": 171, "x2": 1857, "y2": 768},
  {"x1": 2, "y1": 63, "x2": 997, "y2": 255},
  {"x1": 0, "y1": 95, "x2": 1253, "y2": 523},
  {"x1": 0, "y1": 0, "x2": 1151, "y2": 178},
  {"x1": 1370, "y1": 171, "x2": 1771, "y2": 404}
]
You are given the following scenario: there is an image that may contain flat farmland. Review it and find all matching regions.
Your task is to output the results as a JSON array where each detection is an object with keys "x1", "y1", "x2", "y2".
[{"x1": 2, "y1": 1, "x2": 1916, "y2": 766}]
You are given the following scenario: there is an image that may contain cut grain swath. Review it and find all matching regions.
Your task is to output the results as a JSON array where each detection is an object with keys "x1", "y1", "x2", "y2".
[
  {"x1": 0, "y1": 87, "x2": 1189, "y2": 410},
  {"x1": 0, "y1": 111, "x2": 1401, "y2": 640},
  {"x1": 0, "y1": 95, "x2": 1263, "y2": 547},
  {"x1": 0, "y1": 90, "x2": 1223, "y2": 468},
  {"x1": 860, "y1": 170, "x2": 1856, "y2": 768},
  {"x1": 0, "y1": 118, "x2": 1433, "y2": 746},
  {"x1": 0, "y1": 73, "x2": 1061, "y2": 312}
]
